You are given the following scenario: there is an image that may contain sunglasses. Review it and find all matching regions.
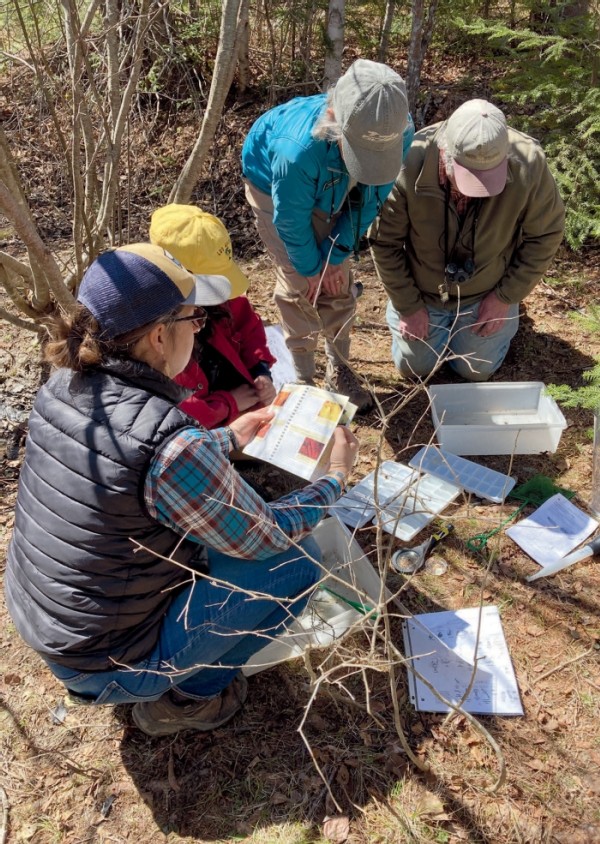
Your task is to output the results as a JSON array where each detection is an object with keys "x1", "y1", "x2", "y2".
[{"x1": 171, "y1": 307, "x2": 208, "y2": 328}]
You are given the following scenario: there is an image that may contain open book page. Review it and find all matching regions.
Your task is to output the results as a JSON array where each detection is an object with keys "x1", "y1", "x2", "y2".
[
  {"x1": 242, "y1": 383, "x2": 357, "y2": 481},
  {"x1": 403, "y1": 606, "x2": 523, "y2": 715},
  {"x1": 506, "y1": 493, "x2": 598, "y2": 568}
]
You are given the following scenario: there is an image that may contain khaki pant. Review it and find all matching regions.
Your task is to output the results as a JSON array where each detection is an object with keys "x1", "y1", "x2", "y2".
[{"x1": 244, "y1": 181, "x2": 356, "y2": 377}]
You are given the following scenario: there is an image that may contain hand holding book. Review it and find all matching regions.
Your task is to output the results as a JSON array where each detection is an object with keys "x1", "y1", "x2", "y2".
[
  {"x1": 228, "y1": 406, "x2": 275, "y2": 449},
  {"x1": 241, "y1": 384, "x2": 358, "y2": 482},
  {"x1": 328, "y1": 425, "x2": 359, "y2": 486}
]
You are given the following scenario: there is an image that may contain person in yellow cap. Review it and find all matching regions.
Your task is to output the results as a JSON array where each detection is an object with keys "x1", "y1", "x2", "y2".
[{"x1": 150, "y1": 204, "x2": 277, "y2": 428}]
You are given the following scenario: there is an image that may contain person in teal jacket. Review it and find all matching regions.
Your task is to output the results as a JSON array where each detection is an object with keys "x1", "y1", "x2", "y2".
[{"x1": 242, "y1": 59, "x2": 414, "y2": 413}]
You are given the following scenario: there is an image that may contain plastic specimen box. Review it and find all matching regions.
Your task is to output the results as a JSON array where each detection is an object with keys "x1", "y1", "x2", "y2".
[
  {"x1": 428, "y1": 382, "x2": 567, "y2": 456},
  {"x1": 409, "y1": 446, "x2": 516, "y2": 504},
  {"x1": 243, "y1": 518, "x2": 390, "y2": 676},
  {"x1": 329, "y1": 460, "x2": 417, "y2": 529},
  {"x1": 374, "y1": 471, "x2": 460, "y2": 541}
]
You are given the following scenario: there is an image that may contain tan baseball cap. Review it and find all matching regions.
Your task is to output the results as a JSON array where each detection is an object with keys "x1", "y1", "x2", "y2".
[
  {"x1": 445, "y1": 99, "x2": 509, "y2": 197},
  {"x1": 150, "y1": 204, "x2": 249, "y2": 299}
]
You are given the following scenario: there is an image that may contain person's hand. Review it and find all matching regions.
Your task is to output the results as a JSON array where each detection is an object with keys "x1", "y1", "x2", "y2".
[
  {"x1": 320, "y1": 262, "x2": 345, "y2": 297},
  {"x1": 328, "y1": 425, "x2": 360, "y2": 478},
  {"x1": 228, "y1": 407, "x2": 274, "y2": 448},
  {"x1": 230, "y1": 383, "x2": 260, "y2": 411},
  {"x1": 399, "y1": 307, "x2": 429, "y2": 340},
  {"x1": 254, "y1": 375, "x2": 276, "y2": 406},
  {"x1": 471, "y1": 291, "x2": 511, "y2": 337}
]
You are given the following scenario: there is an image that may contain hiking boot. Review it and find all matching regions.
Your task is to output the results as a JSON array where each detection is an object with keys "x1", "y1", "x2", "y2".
[
  {"x1": 326, "y1": 361, "x2": 374, "y2": 414},
  {"x1": 132, "y1": 674, "x2": 248, "y2": 736}
]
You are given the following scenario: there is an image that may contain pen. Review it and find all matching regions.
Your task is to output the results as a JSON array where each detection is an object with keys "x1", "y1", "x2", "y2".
[{"x1": 526, "y1": 534, "x2": 600, "y2": 581}]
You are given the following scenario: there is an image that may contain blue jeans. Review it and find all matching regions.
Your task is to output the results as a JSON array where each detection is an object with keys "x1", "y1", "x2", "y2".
[
  {"x1": 45, "y1": 538, "x2": 321, "y2": 704},
  {"x1": 386, "y1": 299, "x2": 519, "y2": 381}
]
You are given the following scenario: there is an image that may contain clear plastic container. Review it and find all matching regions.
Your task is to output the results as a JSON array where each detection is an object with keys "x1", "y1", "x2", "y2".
[
  {"x1": 428, "y1": 382, "x2": 567, "y2": 455},
  {"x1": 243, "y1": 518, "x2": 389, "y2": 676}
]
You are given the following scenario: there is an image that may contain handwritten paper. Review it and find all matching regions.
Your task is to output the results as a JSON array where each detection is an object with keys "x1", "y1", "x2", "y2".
[
  {"x1": 506, "y1": 493, "x2": 598, "y2": 568},
  {"x1": 402, "y1": 606, "x2": 523, "y2": 715}
]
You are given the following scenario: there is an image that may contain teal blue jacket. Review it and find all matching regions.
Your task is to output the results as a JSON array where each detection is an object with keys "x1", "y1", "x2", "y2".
[{"x1": 242, "y1": 94, "x2": 414, "y2": 277}]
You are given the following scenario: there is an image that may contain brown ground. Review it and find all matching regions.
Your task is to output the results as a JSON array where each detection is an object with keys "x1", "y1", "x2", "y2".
[
  {"x1": 2, "y1": 46, "x2": 600, "y2": 844},
  {"x1": 1, "y1": 249, "x2": 600, "y2": 844}
]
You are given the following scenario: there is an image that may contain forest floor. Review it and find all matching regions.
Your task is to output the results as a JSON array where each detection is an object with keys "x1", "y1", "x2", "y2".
[
  {"x1": 1, "y1": 249, "x2": 600, "y2": 844},
  {"x1": 2, "y1": 50, "x2": 600, "y2": 844}
]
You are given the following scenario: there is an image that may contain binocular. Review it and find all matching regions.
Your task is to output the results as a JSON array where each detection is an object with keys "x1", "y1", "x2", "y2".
[{"x1": 445, "y1": 258, "x2": 475, "y2": 285}]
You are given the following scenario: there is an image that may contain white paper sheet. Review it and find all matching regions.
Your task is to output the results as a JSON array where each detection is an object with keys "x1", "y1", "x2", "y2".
[
  {"x1": 402, "y1": 606, "x2": 523, "y2": 715},
  {"x1": 264, "y1": 324, "x2": 296, "y2": 392},
  {"x1": 505, "y1": 493, "x2": 598, "y2": 568}
]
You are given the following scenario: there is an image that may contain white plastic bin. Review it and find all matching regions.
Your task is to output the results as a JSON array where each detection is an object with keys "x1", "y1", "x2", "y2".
[
  {"x1": 243, "y1": 518, "x2": 389, "y2": 676},
  {"x1": 428, "y1": 382, "x2": 567, "y2": 456}
]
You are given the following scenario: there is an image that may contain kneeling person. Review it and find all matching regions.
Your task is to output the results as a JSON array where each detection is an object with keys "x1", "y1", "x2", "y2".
[{"x1": 370, "y1": 99, "x2": 565, "y2": 381}]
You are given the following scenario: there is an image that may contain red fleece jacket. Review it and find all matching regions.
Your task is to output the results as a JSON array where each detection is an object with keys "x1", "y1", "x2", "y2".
[{"x1": 175, "y1": 296, "x2": 276, "y2": 428}]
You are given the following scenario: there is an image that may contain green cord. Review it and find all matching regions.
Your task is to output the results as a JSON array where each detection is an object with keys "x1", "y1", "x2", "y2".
[
  {"x1": 465, "y1": 475, "x2": 576, "y2": 555},
  {"x1": 465, "y1": 503, "x2": 527, "y2": 553},
  {"x1": 319, "y1": 586, "x2": 376, "y2": 617}
]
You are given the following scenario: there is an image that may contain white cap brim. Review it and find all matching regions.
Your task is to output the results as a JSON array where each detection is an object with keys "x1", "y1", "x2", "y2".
[{"x1": 185, "y1": 273, "x2": 231, "y2": 307}]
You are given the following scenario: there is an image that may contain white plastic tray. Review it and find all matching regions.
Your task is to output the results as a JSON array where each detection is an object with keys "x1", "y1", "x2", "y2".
[
  {"x1": 409, "y1": 445, "x2": 516, "y2": 504},
  {"x1": 374, "y1": 471, "x2": 460, "y2": 541},
  {"x1": 428, "y1": 382, "x2": 567, "y2": 455},
  {"x1": 329, "y1": 461, "x2": 416, "y2": 528},
  {"x1": 243, "y1": 518, "x2": 390, "y2": 676}
]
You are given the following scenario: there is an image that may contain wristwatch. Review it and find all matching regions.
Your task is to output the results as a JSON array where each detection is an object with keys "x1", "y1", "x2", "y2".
[
  {"x1": 224, "y1": 426, "x2": 240, "y2": 452},
  {"x1": 329, "y1": 470, "x2": 348, "y2": 492}
]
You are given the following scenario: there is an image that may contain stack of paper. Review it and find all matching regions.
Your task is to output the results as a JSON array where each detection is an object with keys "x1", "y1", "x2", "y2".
[{"x1": 403, "y1": 606, "x2": 523, "y2": 715}]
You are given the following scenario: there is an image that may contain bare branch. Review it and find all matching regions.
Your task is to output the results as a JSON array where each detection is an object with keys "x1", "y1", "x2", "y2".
[{"x1": 0, "y1": 179, "x2": 75, "y2": 311}]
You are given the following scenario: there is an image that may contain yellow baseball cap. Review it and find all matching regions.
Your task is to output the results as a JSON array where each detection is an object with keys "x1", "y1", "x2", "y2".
[{"x1": 149, "y1": 204, "x2": 249, "y2": 299}]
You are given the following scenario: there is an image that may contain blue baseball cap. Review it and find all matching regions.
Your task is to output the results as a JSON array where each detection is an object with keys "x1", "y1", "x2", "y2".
[{"x1": 77, "y1": 243, "x2": 231, "y2": 338}]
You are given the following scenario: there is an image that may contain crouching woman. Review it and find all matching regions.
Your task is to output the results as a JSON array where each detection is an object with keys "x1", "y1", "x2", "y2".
[{"x1": 5, "y1": 244, "x2": 358, "y2": 736}]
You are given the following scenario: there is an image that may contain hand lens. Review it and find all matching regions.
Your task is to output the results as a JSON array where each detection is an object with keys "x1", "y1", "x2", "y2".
[{"x1": 391, "y1": 523, "x2": 455, "y2": 575}]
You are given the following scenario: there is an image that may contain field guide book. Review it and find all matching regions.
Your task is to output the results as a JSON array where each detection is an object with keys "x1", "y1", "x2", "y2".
[{"x1": 242, "y1": 383, "x2": 356, "y2": 481}]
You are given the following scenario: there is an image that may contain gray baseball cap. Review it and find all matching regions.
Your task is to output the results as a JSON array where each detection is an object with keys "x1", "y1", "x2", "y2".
[{"x1": 332, "y1": 59, "x2": 409, "y2": 186}]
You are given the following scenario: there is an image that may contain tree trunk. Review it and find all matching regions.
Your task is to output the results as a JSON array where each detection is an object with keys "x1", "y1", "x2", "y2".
[
  {"x1": 406, "y1": 0, "x2": 424, "y2": 115},
  {"x1": 406, "y1": 0, "x2": 438, "y2": 118},
  {"x1": 170, "y1": 0, "x2": 249, "y2": 202},
  {"x1": 237, "y1": 0, "x2": 250, "y2": 94},
  {"x1": 323, "y1": 0, "x2": 345, "y2": 90},
  {"x1": 378, "y1": 0, "x2": 396, "y2": 62}
]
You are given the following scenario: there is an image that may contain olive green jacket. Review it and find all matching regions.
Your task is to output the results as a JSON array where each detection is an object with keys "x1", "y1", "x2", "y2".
[{"x1": 369, "y1": 122, "x2": 565, "y2": 316}]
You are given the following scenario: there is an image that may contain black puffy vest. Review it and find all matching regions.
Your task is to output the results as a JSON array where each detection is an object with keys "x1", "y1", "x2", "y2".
[{"x1": 5, "y1": 359, "x2": 208, "y2": 671}]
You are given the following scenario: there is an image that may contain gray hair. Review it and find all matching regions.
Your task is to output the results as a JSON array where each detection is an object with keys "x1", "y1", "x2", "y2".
[
  {"x1": 438, "y1": 127, "x2": 455, "y2": 178},
  {"x1": 312, "y1": 89, "x2": 342, "y2": 141}
]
